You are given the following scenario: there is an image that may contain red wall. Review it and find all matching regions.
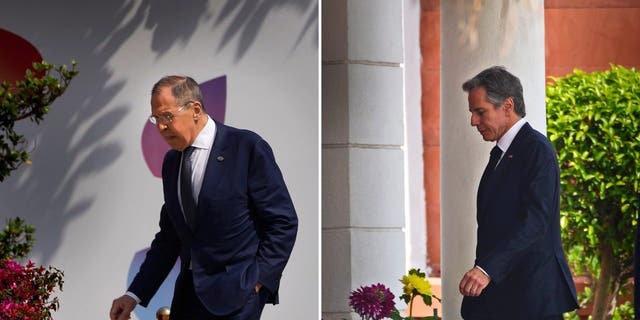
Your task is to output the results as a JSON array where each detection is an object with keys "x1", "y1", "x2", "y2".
[
  {"x1": 420, "y1": 0, "x2": 441, "y2": 276},
  {"x1": 546, "y1": 0, "x2": 640, "y2": 77}
]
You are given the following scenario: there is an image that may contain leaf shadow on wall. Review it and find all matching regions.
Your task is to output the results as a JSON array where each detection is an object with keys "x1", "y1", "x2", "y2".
[{"x1": 215, "y1": 0, "x2": 318, "y2": 62}]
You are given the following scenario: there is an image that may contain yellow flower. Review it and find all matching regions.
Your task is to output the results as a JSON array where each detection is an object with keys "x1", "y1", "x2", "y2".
[{"x1": 400, "y1": 273, "x2": 432, "y2": 296}]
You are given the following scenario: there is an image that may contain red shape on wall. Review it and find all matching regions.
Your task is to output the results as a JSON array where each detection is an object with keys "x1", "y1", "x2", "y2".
[{"x1": 0, "y1": 29, "x2": 42, "y2": 84}]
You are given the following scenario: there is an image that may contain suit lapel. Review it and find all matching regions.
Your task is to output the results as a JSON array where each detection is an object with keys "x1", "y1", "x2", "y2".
[
  {"x1": 194, "y1": 120, "x2": 230, "y2": 230},
  {"x1": 500, "y1": 123, "x2": 533, "y2": 169},
  {"x1": 477, "y1": 123, "x2": 534, "y2": 221}
]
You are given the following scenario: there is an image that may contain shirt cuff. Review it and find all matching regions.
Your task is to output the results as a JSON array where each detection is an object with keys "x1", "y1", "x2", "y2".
[
  {"x1": 474, "y1": 265, "x2": 491, "y2": 280},
  {"x1": 125, "y1": 291, "x2": 142, "y2": 304}
]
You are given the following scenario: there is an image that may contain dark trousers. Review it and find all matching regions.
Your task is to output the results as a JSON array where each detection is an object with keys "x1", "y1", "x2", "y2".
[{"x1": 170, "y1": 270, "x2": 268, "y2": 320}]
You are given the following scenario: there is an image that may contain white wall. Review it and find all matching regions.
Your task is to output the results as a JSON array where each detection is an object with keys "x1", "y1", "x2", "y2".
[{"x1": 0, "y1": 1, "x2": 318, "y2": 319}]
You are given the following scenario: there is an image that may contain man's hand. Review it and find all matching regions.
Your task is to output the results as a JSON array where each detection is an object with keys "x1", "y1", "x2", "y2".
[
  {"x1": 255, "y1": 282, "x2": 263, "y2": 293},
  {"x1": 459, "y1": 266, "x2": 490, "y2": 297},
  {"x1": 110, "y1": 295, "x2": 137, "y2": 320}
]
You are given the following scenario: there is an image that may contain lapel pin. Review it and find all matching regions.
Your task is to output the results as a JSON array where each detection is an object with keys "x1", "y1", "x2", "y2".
[
  {"x1": 217, "y1": 155, "x2": 224, "y2": 162},
  {"x1": 508, "y1": 154, "x2": 513, "y2": 159}
]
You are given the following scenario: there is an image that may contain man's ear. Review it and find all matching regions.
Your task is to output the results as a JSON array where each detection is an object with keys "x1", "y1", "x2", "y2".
[
  {"x1": 502, "y1": 97, "x2": 515, "y2": 114},
  {"x1": 192, "y1": 102, "x2": 203, "y2": 118}
]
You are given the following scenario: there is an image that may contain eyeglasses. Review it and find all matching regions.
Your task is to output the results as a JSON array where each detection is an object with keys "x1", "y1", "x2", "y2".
[{"x1": 148, "y1": 101, "x2": 194, "y2": 125}]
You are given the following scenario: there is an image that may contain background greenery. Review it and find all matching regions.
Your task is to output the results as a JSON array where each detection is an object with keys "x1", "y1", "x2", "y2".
[
  {"x1": 0, "y1": 60, "x2": 77, "y2": 319},
  {"x1": 0, "y1": 61, "x2": 77, "y2": 181},
  {"x1": 547, "y1": 65, "x2": 639, "y2": 320}
]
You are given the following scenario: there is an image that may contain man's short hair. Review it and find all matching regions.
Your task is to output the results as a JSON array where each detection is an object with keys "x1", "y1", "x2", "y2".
[
  {"x1": 152, "y1": 75, "x2": 204, "y2": 110},
  {"x1": 462, "y1": 66, "x2": 525, "y2": 117}
]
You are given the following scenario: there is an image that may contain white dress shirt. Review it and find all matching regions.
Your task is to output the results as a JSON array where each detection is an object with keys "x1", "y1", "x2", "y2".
[
  {"x1": 495, "y1": 118, "x2": 527, "y2": 166},
  {"x1": 178, "y1": 115, "x2": 216, "y2": 211}
]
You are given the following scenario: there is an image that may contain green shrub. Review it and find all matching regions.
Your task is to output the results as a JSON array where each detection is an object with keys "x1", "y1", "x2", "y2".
[
  {"x1": 0, "y1": 60, "x2": 78, "y2": 181},
  {"x1": 0, "y1": 60, "x2": 77, "y2": 319},
  {"x1": 546, "y1": 65, "x2": 640, "y2": 320},
  {"x1": 0, "y1": 217, "x2": 35, "y2": 260}
]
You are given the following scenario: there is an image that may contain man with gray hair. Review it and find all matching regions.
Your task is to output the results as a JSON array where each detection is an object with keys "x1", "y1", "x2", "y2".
[
  {"x1": 110, "y1": 75, "x2": 298, "y2": 320},
  {"x1": 457, "y1": 66, "x2": 578, "y2": 319}
]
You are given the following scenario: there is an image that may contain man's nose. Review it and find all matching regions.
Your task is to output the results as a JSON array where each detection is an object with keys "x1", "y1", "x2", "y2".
[{"x1": 470, "y1": 115, "x2": 478, "y2": 126}]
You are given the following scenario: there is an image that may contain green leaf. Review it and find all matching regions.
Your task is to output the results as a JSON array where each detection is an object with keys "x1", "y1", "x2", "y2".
[{"x1": 421, "y1": 294, "x2": 432, "y2": 306}]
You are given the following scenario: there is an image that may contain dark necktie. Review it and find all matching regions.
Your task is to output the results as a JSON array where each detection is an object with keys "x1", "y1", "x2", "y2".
[
  {"x1": 488, "y1": 146, "x2": 503, "y2": 171},
  {"x1": 478, "y1": 145, "x2": 503, "y2": 204},
  {"x1": 180, "y1": 146, "x2": 197, "y2": 229}
]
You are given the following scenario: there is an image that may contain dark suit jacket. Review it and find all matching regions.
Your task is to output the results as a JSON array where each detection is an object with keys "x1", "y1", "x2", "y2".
[
  {"x1": 461, "y1": 123, "x2": 578, "y2": 319},
  {"x1": 128, "y1": 120, "x2": 298, "y2": 315}
]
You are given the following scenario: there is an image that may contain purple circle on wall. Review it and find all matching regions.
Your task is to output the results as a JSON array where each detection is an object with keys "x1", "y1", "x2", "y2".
[{"x1": 141, "y1": 75, "x2": 227, "y2": 177}]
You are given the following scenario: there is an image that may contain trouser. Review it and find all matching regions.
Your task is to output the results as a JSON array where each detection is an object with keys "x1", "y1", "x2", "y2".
[{"x1": 170, "y1": 270, "x2": 268, "y2": 320}]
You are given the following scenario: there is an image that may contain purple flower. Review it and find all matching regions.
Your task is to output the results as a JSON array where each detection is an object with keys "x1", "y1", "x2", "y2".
[{"x1": 349, "y1": 283, "x2": 396, "y2": 320}]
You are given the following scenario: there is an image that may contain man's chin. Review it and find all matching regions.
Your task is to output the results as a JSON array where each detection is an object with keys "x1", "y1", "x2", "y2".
[
  {"x1": 481, "y1": 134, "x2": 495, "y2": 142},
  {"x1": 164, "y1": 139, "x2": 184, "y2": 151}
]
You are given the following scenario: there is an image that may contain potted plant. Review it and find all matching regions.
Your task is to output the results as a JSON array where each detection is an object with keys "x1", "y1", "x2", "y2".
[{"x1": 349, "y1": 268, "x2": 441, "y2": 320}]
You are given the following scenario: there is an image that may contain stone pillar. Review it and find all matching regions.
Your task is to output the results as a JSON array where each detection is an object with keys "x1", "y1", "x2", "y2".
[
  {"x1": 322, "y1": 0, "x2": 423, "y2": 319},
  {"x1": 440, "y1": 1, "x2": 546, "y2": 318},
  {"x1": 405, "y1": 0, "x2": 427, "y2": 275}
]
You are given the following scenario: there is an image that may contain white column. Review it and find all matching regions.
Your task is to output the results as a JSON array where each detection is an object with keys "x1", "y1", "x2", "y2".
[
  {"x1": 322, "y1": 0, "x2": 422, "y2": 319},
  {"x1": 404, "y1": 0, "x2": 427, "y2": 274},
  {"x1": 440, "y1": 1, "x2": 546, "y2": 319}
]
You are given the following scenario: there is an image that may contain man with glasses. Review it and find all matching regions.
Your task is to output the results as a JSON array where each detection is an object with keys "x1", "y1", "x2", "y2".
[{"x1": 110, "y1": 75, "x2": 298, "y2": 320}]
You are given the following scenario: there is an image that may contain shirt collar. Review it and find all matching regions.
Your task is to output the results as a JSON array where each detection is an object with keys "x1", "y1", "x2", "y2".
[
  {"x1": 496, "y1": 118, "x2": 527, "y2": 152},
  {"x1": 191, "y1": 115, "x2": 216, "y2": 150}
]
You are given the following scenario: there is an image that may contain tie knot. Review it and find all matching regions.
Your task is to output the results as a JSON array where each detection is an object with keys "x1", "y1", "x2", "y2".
[
  {"x1": 183, "y1": 146, "x2": 195, "y2": 158},
  {"x1": 490, "y1": 146, "x2": 503, "y2": 159}
]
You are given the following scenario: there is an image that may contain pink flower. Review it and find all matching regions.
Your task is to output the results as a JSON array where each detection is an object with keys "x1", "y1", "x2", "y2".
[
  {"x1": 0, "y1": 258, "x2": 63, "y2": 320},
  {"x1": 5, "y1": 259, "x2": 25, "y2": 274},
  {"x1": 349, "y1": 283, "x2": 396, "y2": 320}
]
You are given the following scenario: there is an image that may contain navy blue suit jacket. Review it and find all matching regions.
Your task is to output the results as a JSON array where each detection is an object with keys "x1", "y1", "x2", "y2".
[
  {"x1": 128, "y1": 120, "x2": 298, "y2": 315},
  {"x1": 461, "y1": 123, "x2": 578, "y2": 319}
]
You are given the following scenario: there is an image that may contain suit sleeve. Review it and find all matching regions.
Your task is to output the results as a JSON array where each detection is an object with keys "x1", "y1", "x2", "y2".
[
  {"x1": 127, "y1": 204, "x2": 181, "y2": 306},
  {"x1": 477, "y1": 141, "x2": 559, "y2": 284},
  {"x1": 248, "y1": 138, "x2": 298, "y2": 293}
]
